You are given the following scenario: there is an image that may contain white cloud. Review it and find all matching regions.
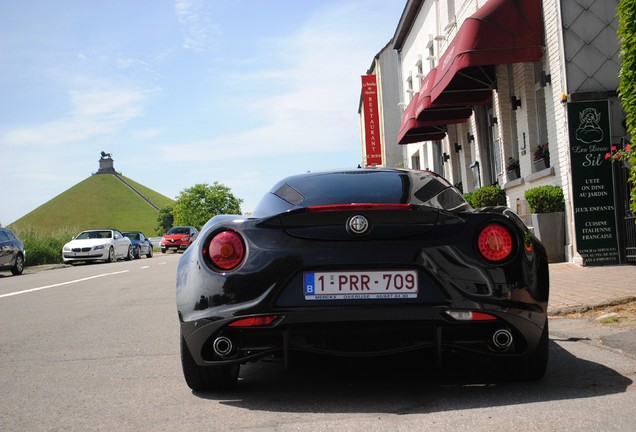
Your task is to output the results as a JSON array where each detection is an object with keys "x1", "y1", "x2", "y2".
[
  {"x1": 3, "y1": 87, "x2": 155, "y2": 146},
  {"x1": 174, "y1": 0, "x2": 222, "y2": 52}
]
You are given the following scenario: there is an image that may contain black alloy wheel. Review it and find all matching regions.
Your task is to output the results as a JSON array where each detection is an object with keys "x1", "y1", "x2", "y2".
[{"x1": 11, "y1": 254, "x2": 24, "y2": 275}]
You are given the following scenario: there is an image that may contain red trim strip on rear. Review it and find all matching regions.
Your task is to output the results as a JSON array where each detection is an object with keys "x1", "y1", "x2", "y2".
[
  {"x1": 306, "y1": 203, "x2": 412, "y2": 212},
  {"x1": 228, "y1": 315, "x2": 279, "y2": 327}
]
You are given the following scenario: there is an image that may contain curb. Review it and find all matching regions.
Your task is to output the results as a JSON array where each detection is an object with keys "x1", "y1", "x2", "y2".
[{"x1": 548, "y1": 295, "x2": 636, "y2": 316}]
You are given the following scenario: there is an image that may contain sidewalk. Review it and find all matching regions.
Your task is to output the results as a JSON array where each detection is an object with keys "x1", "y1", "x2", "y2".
[{"x1": 548, "y1": 263, "x2": 636, "y2": 315}]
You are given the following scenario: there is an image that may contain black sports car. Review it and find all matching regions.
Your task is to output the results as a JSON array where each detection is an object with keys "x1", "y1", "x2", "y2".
[{"x1": 176, "y1": 168, "x2": 549, "y2": 390}]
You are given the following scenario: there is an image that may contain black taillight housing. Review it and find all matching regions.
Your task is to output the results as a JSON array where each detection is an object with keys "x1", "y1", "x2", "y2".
[{"x1": 203, "y1": 229, "x2": 246, "y2": 271}]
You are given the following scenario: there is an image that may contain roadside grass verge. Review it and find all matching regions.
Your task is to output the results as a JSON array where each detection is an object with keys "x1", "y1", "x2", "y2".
[{"x1": 12, "y1": 225, "x2": 79, "y2": 266}]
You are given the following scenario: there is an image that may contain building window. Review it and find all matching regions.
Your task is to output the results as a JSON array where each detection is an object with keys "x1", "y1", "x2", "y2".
[
  {"x1": 411, "y1": 154, "x2": 420, "y2": 170},
  {"x1": 434, "y1": 141, "x2": 444, "y2": 176},
  {"x1": 406, "y1": 74, "x2": 414, "y2": 102},
  {"x1": 533, "y1": 62, "x2": 549, "y2": 171},
  {"x1": 416, "y1": 60, "x2": 424, "y2": 87},
  {"x1": 446, "y1": 0, "x2": 456, "y2": 24}
]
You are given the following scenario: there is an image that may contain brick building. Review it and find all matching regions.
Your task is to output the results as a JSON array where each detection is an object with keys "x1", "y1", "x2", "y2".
[{"x1": 360, "y1": 0, "x2": 634, "y2": 265}]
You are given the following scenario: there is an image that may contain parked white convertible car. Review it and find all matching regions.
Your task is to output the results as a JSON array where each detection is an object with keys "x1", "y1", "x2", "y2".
[{"x1": 62, "y1": 229, "x2": 133, "y2": 264}]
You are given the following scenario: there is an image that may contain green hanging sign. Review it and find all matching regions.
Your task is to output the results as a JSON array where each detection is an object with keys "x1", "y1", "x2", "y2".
[{"x1": 567, "y1": 100, "x2": 619, "y2": 265}]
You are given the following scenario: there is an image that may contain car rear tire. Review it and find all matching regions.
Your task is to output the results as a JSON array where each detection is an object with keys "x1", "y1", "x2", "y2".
[
  {"x1": 146, "y1": 246, "x2": 153, "y2": 258},
  {"x1": 180, "y1": 336, "x2": 239, "y2": 391},
  {"x1": 107, "y1": 247, "x2": 116, "y2": 263},
  {"x1": 125, "y1": 245, "x2": 133, "y2": 261},
  {"x1": 496, "y1": 319, "x2": 549, "y2": 382},
  {"x1": 11, "y1": 254, "x2": 24, "y2": 275}
]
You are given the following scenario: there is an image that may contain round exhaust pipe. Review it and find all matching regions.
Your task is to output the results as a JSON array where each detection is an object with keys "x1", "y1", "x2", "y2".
[
  {"x1": 212, "y1": 336, "x2": 234, "y2": 357},
  {"x1": 491, "y1": 329, "x2": 513, "y2": 350}
]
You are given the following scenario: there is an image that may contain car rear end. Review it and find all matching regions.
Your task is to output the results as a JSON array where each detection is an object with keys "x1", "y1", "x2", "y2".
[{"x1": 177, "y1": 169, "x2": 549, "y2": 386}]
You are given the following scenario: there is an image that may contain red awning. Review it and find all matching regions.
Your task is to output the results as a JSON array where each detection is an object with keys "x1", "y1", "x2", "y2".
[
  {"x1": 430, "y1": 0, "x2": 544, "y2": 105},
  {"x1": 398, "y1": 93, "x2": 447, "y2": 145},
  {"x1": 398, "y1": 129, "x2": 447, "y2": 145},
  {"x1": 416, "y1": 67, "x2": 473, "y2": 122}
]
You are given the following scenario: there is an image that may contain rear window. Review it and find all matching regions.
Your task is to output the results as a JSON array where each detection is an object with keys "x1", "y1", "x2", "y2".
[{"x1": 252, "y1": 170, "x2": 468, "y2": 217}]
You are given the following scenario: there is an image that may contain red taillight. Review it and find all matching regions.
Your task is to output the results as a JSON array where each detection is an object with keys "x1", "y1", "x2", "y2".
[
  {"x1": 207, "y1": 230, "x2": 245, "y2": 270},
  {"x1": 228, "y1": 315, "x2": 279, "y2": 327},
  {"x1": 477, "y1": 224, "x2": 513, "y2": 261},
  {"x1": 307, "y1": 203, "x2": 412, "y2": 212}
]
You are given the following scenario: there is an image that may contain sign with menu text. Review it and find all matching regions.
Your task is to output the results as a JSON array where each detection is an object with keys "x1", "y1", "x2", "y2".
[{"x1": 567, "y1": 100, "x2": 619, "y2": 265}]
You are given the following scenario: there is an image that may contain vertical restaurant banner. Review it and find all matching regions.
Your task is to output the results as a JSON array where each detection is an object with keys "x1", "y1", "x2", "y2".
[
  {"x1": 361, "y1": 75, "x2": 383, "y2": 166},
  {"x1": 567, "y1": 100, "x2": 619, "y2": 265}
]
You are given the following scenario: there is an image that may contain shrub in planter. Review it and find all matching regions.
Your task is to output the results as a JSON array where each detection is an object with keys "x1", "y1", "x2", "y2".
[
  {"x1": 524, "y1": 185, "x2": 564, "y2": 213},
  {"x1": 523, "y1": 185, "x2": 565, "y2": 262},
  {"x1": 465, "y1": 185, "x2": 507, "y2": 208},
  {"x1": 463, "y1": 191, "x2": 476, "y2": 207}
]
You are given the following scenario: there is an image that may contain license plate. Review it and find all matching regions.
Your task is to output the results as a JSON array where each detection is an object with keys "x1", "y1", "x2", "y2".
[{"x1": 303, "y1": 270, "x2": 418, "y2": 300}]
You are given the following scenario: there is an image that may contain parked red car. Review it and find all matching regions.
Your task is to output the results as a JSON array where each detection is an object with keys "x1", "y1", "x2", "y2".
[{"x1": 160, "y1": 226, "x2": 198, "y2": 253}]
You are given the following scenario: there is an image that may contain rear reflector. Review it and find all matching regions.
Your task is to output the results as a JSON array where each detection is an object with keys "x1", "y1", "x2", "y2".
[
  {"x1": 228, "y1": 315, "x2": 279, "y2": 327},
  {"x1": 445, "y1": 310, "x2": 498, "y2": 321},
  {"x1": 477, "y1": 224, "x2": 513, "y2": 261},
  {"x1": 307, "y1": 203, "x2": 412, "y2": 212}
]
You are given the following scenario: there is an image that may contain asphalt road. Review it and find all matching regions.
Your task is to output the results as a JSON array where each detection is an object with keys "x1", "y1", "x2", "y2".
[{"x1": 1, "y1": 254, "x2": 635, "y2": 431}]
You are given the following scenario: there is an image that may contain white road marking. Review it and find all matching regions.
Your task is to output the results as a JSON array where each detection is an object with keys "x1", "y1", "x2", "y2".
[{"x1": 0, "y1": 270, "x2": 130, "y2": 299}]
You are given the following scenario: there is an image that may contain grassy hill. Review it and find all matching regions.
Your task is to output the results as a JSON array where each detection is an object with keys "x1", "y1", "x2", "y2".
[{"x1": 10, "y1": 174, "x2": 174, "y2": 236}]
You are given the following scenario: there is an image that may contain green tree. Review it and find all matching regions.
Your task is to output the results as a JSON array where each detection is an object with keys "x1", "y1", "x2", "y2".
[
  {"x1": 155, "y1": 205, "x2": 174, "y2": 235},
  {"x1": 617, "y1": 0, "x2": 636, "y2": 213},
  {"x1": 173, "y1": 182, "x2": 243, "y2": 229}
]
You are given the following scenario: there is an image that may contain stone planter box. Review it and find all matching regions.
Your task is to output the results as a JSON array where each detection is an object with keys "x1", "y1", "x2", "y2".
[
  {"x1": 532, "y1": 158, "x2": 548, "y2": 172},
  {"x1": 506, "y1": 168, "x2": 520, "y2": 182},
  {"x1": 521, "y1": 212, "x2": 565, "y2": 262}
]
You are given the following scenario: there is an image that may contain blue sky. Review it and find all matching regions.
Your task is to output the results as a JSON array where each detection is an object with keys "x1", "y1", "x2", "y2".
[{"x1": 0, "y1": 0, "x2": 405, "y2": 225}]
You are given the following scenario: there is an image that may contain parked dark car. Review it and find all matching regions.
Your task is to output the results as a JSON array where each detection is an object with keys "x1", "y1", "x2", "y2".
[
  {"x1": 176, "y1": 168, "x2": 549, "y2": 391},
  {"x1": 123, "y1": 231, "x2": 153, "y2": 259},
  {"x1": 161, "y1": 226, "x2": 198, "y2": 253},
  {"x1": 0, "y1": 227, "x2": 26, "y2": 276}
]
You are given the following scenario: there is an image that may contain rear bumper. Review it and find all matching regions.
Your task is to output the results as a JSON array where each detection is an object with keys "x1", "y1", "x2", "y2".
[{"x1": 181, "y1": 305, "x2": 546, "y2": 367}]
